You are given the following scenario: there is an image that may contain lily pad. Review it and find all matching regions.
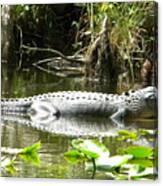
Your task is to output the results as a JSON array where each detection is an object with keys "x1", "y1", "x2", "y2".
[
  {"x1": 129, "y1": 159, "x2": 153, "y2": 167},
  {"x1": 120, "y1": 164, "x2": 156, "y2": 180},
  {"x1": 86, "y1": 155, "x2": 133, "y2": 172},
  {"x1": 71, "y1": 139, "x2": 110, "y2": 159},
  {"x1": 64, "y1": 150, "x2": 85, "y2": 163},
  {"x1": 129, "y1": 165, "x2": 156, "y2": 179},
  {"x1": 123, "y1": 146, "x2": 153, "y2": 159},
  {"x1": 139, "y1": 129, "x2": 156, "y2": 136},
  {"x1": 117, "y1": 130, "x2": 138, "y2": 141}
]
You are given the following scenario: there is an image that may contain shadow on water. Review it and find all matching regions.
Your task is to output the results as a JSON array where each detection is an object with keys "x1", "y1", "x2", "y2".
[{"x1": 1, "y1": 63, "x2": 157, "y2": 179}]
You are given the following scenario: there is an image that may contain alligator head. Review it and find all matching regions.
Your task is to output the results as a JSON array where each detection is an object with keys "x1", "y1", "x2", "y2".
[
  {"x1": 140, "y1": 86, "x2": 157, "y2": 118},
  {"x1": 129, "y1": 86, "x2": 157, "y2": 119}
]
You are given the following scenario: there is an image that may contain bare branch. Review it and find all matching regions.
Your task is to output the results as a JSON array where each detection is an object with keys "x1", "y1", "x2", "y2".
[{"x1": 22, "y1": 45, "x2": 85, "y2": 64}]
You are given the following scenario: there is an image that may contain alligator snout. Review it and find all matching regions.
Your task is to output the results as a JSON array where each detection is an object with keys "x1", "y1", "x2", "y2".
[{"x1": 143, "y1": 86, "x2": 157, "y2": 100}]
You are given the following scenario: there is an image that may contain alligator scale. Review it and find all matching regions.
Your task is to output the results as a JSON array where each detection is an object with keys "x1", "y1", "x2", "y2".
[{"x1": 1, "y1": 86, "x2": 157, "y2": 126}]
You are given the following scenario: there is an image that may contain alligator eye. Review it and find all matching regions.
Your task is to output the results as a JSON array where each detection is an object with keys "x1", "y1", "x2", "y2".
[
  {"x1": 53, "y1": 110, "x2": 60, "y2": 118},
  {"x1": 146, "y1": 94, "x2": 156, "y2": 100},
  {"x1": 131, "y1": 90, "x2": 135, "y2": 93},
  {"x1": 124, "y1": 92, "x2": 129, "y2": 96}
]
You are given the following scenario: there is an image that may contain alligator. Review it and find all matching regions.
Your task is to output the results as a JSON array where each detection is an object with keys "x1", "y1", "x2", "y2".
[{"x1": 1, "y1": 86, "x2": 157, "y2": 127}]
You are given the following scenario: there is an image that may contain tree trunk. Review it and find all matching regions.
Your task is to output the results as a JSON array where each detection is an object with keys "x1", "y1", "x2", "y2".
[{"x1": 1, "y1": 5, "x2": 14, "y2": 63}]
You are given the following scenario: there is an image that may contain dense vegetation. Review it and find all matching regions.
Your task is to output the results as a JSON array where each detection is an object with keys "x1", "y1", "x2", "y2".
[
  {"x1": 1, "y1": 142, "x2": 41, "y2": 176},
  {"x1": 2, "y1": 2, "x2": 157, "y2": 87}
]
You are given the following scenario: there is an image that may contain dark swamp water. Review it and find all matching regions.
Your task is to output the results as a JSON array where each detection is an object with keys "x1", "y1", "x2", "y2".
[{"x1": 1, "y1": 63, "x2": 157, "y2": 179}]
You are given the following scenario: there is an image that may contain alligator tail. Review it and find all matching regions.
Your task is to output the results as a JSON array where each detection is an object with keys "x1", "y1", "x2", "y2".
[{"x1": 1, "y1": 98, "x2": 32, "y2": 114}]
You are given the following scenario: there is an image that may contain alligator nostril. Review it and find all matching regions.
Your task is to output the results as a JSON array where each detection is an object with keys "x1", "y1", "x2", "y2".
[
  {"x1": 29, "y1": 108, "x2": 37, "y2": 116},
  {"x1": 127, "y1": 100, "x2": 131, "y2": 103}
]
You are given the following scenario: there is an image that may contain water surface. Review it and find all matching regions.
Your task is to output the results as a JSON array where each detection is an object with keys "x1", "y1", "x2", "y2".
[{"x1": 1, "y1": 64, "x2": 157, "y2": 179}]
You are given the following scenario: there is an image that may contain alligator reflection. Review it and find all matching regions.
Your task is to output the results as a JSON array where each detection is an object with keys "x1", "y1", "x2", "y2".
[{"x1": 1, "y1": 113, "x2": 157, "y2": 137}]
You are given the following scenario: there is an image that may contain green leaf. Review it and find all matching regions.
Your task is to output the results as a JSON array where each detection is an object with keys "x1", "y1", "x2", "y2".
[
  {"x1": 114, "y1": 173, "x2": 129, "y2": 180},
  {"x1": 1, "y1": 158, "x2": 17, "y2": 175},
  {"x1": 64, "y1": 150, "x2": 85, "y2": 163},
  {"x1": 5, "y1": 163, "x2": 17, "y2": 175},
  {"x1": 21, "y1": 141, "x2": 41, "y2": 154},
  {"x1": 124, "y1": 146, "x2": 153, "y2": 159},
  {"x1": 19, "y1": 142, "x2": 41, "y2": 166},
  {"x1": 100, "y1": 3, "x2": 109, "y2": 12},
  {"x1": 117, "y1": 130, "x2": 138, "y2": 141},
  {"x1": 71, "y1": 139, "x2": 110, "y2": 159},
  {"x1": 19, "y1": 152, "x2": 40, "y2": 165},
  {"x1": 129, "y1": 159, "x2": 153, "y2": 167},
  {"x1": 139, "y1": 129, "x2": 156, "y2": 136}
]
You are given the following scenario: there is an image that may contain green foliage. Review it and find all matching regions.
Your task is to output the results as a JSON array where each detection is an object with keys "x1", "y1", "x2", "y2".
[
  {"x1": 117, "y1": 130, "x2": 138, "y2": 141},
  {"x1": 5, "y1": 163, "x2": 17, "y2": 175},
  {"x1": 14, "y1": 5, "x2": 55, "y2": 28},
  {"x1": 1, "y1": 142, "x2": 41, "y2": 176},
  {"x1": 117, "y1": 129, "x2": 157, "y2": 143},
  {"x1": 64, "y1": 130, "x2": 157, "y2": 180},
  {"x1": 122, "y1": 146, "x2": 153, "y2": 159},
  {"x1": 129, "y1": 159, "x2": 153, "y2": 168},
  {"x1": 74, "y1": 1, "x2": 157, "y2": 83},
  {"x1": 5, "y1": 2, "x2": 156, "y2": 83},
  {"x1": 64, "y1": 150, "x2": 85, "y2": 163},
  {"x1": 139, "y1": 129, "x2": 156, "y2": 136},
  {"x1": 11, "y1": 4, "x2": 79, "y2": 55},
  {"x1": 19, "y1": 141, "x2": 41, "y2": 165},
  {"x1": 64, "y1": 139, "x2": 110, "y2": 178},
  {"x1": 2, "y1": 158, "x2": 17, "y2": 175},
  {"x1": 71, "y1": 139, "x2": 110, "y2": 159}
]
